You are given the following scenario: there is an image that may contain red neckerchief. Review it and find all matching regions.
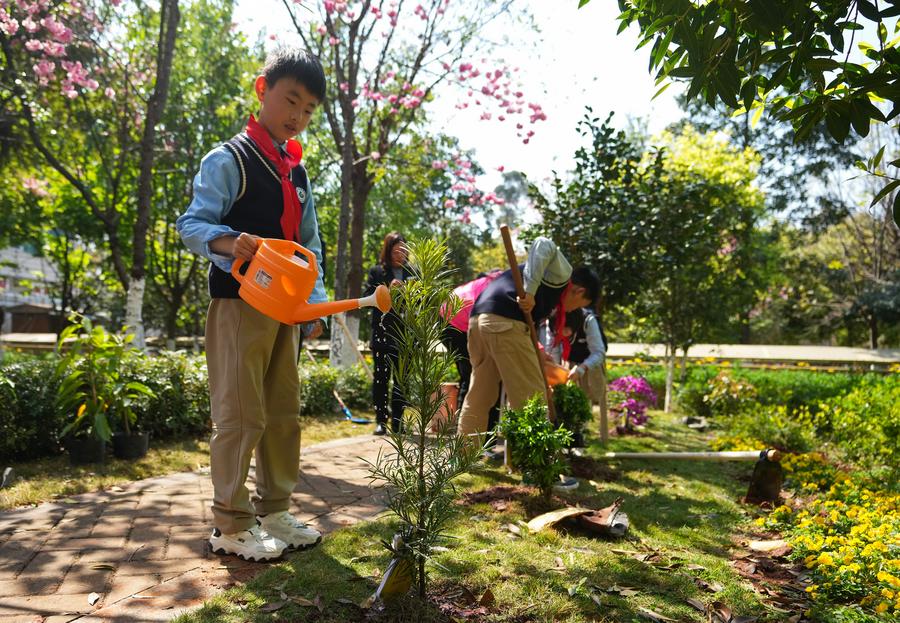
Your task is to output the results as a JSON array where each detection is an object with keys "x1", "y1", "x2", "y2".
[
  {"x1": 553, "y1": 282, "x2": 573, "y2": 361},
  {"x1": 245, "y1": 115, "x2": 303, "y2": 242}
]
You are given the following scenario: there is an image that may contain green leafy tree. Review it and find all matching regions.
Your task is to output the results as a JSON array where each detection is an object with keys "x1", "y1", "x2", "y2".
[
  {"x1": 529, "y1": 110, "x2": 662, "y2": 314},
  {"x1": 638, "y1": 127, "x2": 765, "y2": 410},
  {"x1": 609, "y1": 0, "x2": 900, "y2": 227},
  {"x1": 281, "y1": 0, "x2": 542, "y2": 365},
  {"x1": 145, "y1": 0, "x2": 258, "y2": 346}
]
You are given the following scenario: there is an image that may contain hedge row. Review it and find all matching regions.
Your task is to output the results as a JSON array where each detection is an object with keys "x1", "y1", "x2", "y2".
[{"x1": 0, "y1": 353, "x2": 373, "y2": 463}]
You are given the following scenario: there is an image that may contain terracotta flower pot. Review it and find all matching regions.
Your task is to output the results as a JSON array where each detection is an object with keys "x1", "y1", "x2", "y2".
[{"x1": 429, "y1": 382, "x2": 459, "y2": 433}]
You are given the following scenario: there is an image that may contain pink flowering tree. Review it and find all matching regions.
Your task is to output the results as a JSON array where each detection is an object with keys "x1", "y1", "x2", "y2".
[
  {"x1": 281, "y1": 0, "x2": 546, "y2": 364},
  {"x1": 0, "y1": 0, "x2": 180, "y2": 346}
]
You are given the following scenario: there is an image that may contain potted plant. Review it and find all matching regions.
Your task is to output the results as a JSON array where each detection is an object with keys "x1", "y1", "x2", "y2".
[
  {"x1": 552, "y1": 382, "x2": 592, "y2": 447},
  {"x1": 55, "y1": 314, "x2": 154, "y2": 463}
]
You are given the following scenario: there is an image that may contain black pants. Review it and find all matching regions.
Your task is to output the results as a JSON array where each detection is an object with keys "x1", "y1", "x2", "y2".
[
  {"x1": 373, "y1": 348, "x2": 406, "y2": 431},
  {"x1": 441, "y1": 326, "x2": 500, "y2": 432}
]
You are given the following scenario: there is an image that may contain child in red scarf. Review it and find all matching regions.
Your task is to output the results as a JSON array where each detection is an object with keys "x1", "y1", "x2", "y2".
[{"x1": 177, "y1": 48, "x2": 327, "y2": 562}]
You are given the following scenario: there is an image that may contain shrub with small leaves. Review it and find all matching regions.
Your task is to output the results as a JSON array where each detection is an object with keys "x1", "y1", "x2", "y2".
[
  {"x1": 702, "y1": 371, "x2": 758, "y2": 416},
  {"x1": 552, "y1": 382, "x2": 592, "y2": 434},
  {"x1": 499, "y1": 394, "x2": 572, "y2": 499}
]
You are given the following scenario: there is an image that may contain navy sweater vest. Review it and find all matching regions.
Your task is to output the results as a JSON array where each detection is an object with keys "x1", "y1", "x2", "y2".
[
  {"x1": 208, "y1": 133, "x2": 310, "y2": 299},
  {"x1": 472, "y1": 264, "x2": 567, "y2": 324},
  {"x1": 565, "y1": 308, "x2": 608, "y2": 365}
]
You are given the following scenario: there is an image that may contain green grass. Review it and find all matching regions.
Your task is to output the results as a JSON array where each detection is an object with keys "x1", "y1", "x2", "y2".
[
  {"x1": 174, "y1": 410, "x2": 783, "y2": 623},
  {"x1": 0, "y1": 411, "x2": 376, "y2": 510}
]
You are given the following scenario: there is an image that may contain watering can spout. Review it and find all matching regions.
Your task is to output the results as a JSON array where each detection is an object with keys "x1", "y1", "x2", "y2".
[{"x1": 292, "y1": 283, "x2": 392, "y2": 324}]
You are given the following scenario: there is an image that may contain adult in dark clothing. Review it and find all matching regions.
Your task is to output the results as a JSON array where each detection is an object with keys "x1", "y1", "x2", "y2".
[{"x1": 364, "y1": 232, "x2": 411, "y2": 435}]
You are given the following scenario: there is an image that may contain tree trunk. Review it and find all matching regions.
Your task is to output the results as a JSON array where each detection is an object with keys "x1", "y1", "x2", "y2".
[
  {"x1": 869, "y1": 314, "x2": 879, "y2": 349},
  {"x1": 128, "y1": 0, "x2": 181, "y2": 348},
  {"x1": 679, "y1": 347, "x2": 689, "y2": 383},
  {"x1": 329, "y1": 139, "x2": 355, "y2": 366},
  {"x1": 664, "y1": 344, "x2": 675, "y2": 413}
]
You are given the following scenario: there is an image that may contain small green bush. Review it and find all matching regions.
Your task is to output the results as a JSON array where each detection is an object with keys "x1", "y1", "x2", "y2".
[
  {"x1": 814, "y1": 377, "x2": 900, "y2": 478},
  {"x1": 720, "y1": 405, "x2": 818, "y2": 453},
  {"x1": 499, "y1": 394, "x2": 572, "y2": 498},
  {"x1": 552, "y1": 383, "x2": 592, "y2": 433},
  {"x1": 702, "y1": 371, "x2": 758, "y2": 417},
  {"x1": 0, "y1": 358, "x2": 64, "y2": 461},
  {"x1": 299, "y1": 361, "x2": 340, "y2": 416},
  {"x1": 126, "y1": 352, "x2": 210, "y2": 439},
  {"x1": 334, "y1": 364, "x2": 371, "y2": 410}
]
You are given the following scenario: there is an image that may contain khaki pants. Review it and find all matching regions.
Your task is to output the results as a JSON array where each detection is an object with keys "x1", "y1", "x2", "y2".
[
  {"x1": 206, "y1": 299, "x2": 302, "y2": 533},
  {"x1": 572, "y1": 363, "x2": 609, "y2": 436},
  {"x1": 457, "y1": 314, "x2": 546, "y2": 436}
]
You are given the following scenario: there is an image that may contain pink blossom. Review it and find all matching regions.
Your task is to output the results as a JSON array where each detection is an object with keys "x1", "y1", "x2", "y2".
[
  {"x1": 0, "y1": 16, "x2": 19, "y2": 36},
  {"x1": 316, "y1": 24, "x2": 327, "y2": 35},
  {"x1": 431, "y1": 160, "x2": 447, "y2": 170},
  {"x1": 22, "y1": 16, "x2": 38, "y2": 32},
  {"x1": 22, "y1": 177, "x2": 49, "y2": 198},
  {"x1": 104, "y1": 87, "x2": 115, "y2": 98},
  {"x1": 497, "y1": 165, "x2": 505, "y2": 172},
  {"x1": 370, "y1": 151, "x2": 381, "y2": 161},
  {"x1": 25, "y1": 39, "x2": 42, "y2": 51},
  {"x1": 444, "y1": 199, "x2": 457, "y2": 209},
  {"x1": 324, "y1": 0, "x2": 335, "y2": 13},
  {"x1": 328, "y1": 36, "x2": 338, "y2": 45},
  {"x1": 460, "y1": 207, "x2": 471, "y2": 224}
]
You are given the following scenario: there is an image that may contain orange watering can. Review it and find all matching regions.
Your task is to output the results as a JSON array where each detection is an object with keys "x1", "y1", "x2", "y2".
[{"x1": 231, "y1": 238, "x2": 391, "y2": 325}]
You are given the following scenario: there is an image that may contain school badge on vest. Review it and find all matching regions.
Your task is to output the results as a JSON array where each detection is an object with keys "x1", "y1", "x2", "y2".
[{"x1": 296, "y1": 186, "x2": 307, "y2": 203}]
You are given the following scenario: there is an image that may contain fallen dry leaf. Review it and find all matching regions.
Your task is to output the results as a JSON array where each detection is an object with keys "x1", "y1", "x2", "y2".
[
  {"x1": 288, "y1": 596, "x2": 316, "y2": 607},
  {"x1": 526, "y1": 506, "x2": 591, "y2": 531},
  {"x1": 258, "y1": 601, "x2": 285, "y2": 613},
  {"x1": 685, "y1": 597, "x2": 705, "y2": 612},
  {"x1": 478, "y1": 588, "x2": 495, "y2": 607},
  {"x1": 637, "y1": 606, "x2": 676, "y2": 622}
]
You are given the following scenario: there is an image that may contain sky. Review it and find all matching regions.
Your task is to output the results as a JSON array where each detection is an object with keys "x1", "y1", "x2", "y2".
[{"x1": 233, "y1": 0, "x2": 687, "y2": 193}]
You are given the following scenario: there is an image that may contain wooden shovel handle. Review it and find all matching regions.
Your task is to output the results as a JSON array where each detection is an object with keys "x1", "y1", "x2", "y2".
[{"x1": 499, "y1": 225, "x2": 556, "y2": 422}]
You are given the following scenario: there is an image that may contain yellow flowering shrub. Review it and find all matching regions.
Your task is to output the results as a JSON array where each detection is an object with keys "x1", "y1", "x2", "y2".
[{"x1": 758, "y1": 454, "x2": 900, "y2": 618}]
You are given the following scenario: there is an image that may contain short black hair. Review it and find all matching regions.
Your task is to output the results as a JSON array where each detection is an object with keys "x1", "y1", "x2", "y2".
[
  {"x1": 262, "y1": 47, "x2": 326, "y2": 101},
  {"x1": 570, "y1": 266, "x2": 600, "y2": 305}
]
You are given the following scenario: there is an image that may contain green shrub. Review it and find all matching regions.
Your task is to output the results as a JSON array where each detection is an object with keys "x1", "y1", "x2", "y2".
[
  {"x1": 552, "y1": 383, "x2": 592, "y2": 433},
  {"x1": 334, "y1": 364, "x2": 371, "y2": 410},
  {"x1": 0, "y1": 358, "x2": 64, "y2": 461},
  {"x1": 126, "y1": 352, "x2": 210, "y2": 439},
  {"x1": 499, "y1": 394, "x2": 572, "y2": 499},
  {"x1": 702, "y1": 371, "x2": 758, "y2": 417},
  {"x1": 815, "y1": 377, "x2": 900, "y2": 479},
  {"x1": 721, "y1": 405, "x2": 818, "y2": 453},
  {"x1": 299, "y1": 361, "x2": 339, "y2": 416}
]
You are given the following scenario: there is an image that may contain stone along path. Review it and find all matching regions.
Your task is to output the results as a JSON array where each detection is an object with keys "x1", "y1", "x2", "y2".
[{"x1": 0, "y1": 435, "x2": 388, "y2": 623}]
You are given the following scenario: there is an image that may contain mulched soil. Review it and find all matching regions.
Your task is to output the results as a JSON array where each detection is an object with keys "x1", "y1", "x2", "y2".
[
  {"x1": 567, "y1": 454, "x2": 622, "y2": 481},
  {"x1": 457, "y1": 485, "x2": 567, "y2": 517}
]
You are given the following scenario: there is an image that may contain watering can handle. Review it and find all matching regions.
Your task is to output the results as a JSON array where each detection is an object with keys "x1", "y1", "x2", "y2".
[{"x1": 229, "y1": 239, "x2": 263, "y2": 283}]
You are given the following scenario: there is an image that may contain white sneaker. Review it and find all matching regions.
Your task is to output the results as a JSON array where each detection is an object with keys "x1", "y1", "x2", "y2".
[
  {"x1": 209, "y1": 524, "x2": 286, "y2": 562},
  {"x1": 258, "y1": 511, "x2": 322, "y2": 550}
]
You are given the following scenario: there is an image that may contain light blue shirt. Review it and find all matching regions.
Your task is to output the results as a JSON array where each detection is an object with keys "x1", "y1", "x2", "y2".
[{"x1": 176, "y1": 142, "x2": 327, "y2": 305}]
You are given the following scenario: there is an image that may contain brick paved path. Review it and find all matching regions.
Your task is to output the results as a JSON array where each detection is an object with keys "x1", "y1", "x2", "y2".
[{"x1": 0, "y1": 435, "x2": 388, "y2": 623}]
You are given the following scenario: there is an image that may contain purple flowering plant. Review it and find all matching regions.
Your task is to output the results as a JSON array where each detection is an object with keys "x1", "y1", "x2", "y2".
[{"x1": 608, "y1": 375, "x2": 658, "y2": 429}]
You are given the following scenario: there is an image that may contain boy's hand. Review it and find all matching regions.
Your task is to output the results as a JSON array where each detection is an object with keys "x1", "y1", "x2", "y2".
[
  {"x1": 303, "y1": 320, "x2": 324, "y2": 339},
  {"x1": 567, "y1": 365, "x2": 584, "y2": 382},
  {"x1": 390, "y1": 279, "x2": 404, "y2": 288},
  {"x1": 517, "y1": 292, "x2": 535, "y2": 313},
  {"x1": 232, "y1": 233, "x2": 261, "y2": 261}
]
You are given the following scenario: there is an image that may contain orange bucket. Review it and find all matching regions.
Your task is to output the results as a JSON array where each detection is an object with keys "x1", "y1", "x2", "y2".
[
  {"x1": 544, "y1": 362, "x2": 569, "y2": 387},
  {"x1": 231, "y1": 238, "x2": 391, "y2": 325}
]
